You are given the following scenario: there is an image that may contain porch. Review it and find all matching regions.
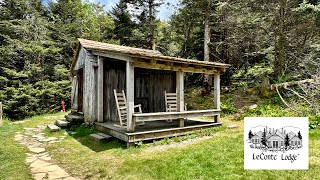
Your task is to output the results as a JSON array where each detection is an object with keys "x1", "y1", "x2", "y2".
[{"x1": 96, "y1": 118, "x2": 221, "y2": 147}]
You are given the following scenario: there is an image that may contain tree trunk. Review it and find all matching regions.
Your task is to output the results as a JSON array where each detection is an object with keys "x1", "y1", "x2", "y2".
[
  {"x1": 148, "y1": 0, "x2": 156, "y2": 50},
  {"x1": 202, "y1": 11, "x2": 211, "y2": 96},
  {"x1": 274, "y1": 0, "x2": 287, "y2": 78}
]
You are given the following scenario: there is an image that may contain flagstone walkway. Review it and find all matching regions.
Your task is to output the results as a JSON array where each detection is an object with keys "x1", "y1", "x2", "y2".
[{"x1": 14, "y1": 126, "x2": 80, "y2": 180}]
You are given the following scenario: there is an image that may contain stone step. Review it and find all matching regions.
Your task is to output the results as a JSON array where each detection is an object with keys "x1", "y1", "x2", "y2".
[
  {"x1": 90, "y1": 133, "x2": 112, "y2": 142},
  {"x1": 65, "y1": 114, "x2": 84, "y2": 124},
  {"x1": 55, "y1": 120, "x2": 70, "y2": 127},
  {"x1": 47, "y1": 124, "x2": 60, "y2": 132},
  {"x1": 96, "y1": 133, "x2": 112, "y2": 139}
]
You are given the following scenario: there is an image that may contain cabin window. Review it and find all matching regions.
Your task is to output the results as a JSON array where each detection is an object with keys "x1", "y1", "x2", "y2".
[
  {"x1": 298, "y1": 141, "x2": 301, "y2": 145},
  {"x1": 281, "y1": 141, "x2": 284, "y2": 146},
  {"x1": 291, "y1": 141, "x2": 293, "y2": 145}
]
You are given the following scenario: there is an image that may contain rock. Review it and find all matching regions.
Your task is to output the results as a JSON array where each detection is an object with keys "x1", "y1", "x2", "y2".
[
  {"x1": 47, "y1": 124, "x2": 60, "y2": 132},
  {"x1": 33, "y1": 173, "x2": 46, "y2": 180},
  {"x1": 68, "y1": 131, "x2": 76, "y2": 135},
  {"x1": 97, "y1": 133, "x2": 112, "y2": 139},
  {"x1": 26, "y1": 156, "x2": 38, "y2": 164},
  {"x1": 14, "y1": 134, "x2": 24, "y2": 141},
  {"x1": 47, "y1": 169, "x2": 70, "y2": 179},
  {"x1": 29, "y1": 147, "x2": 46, "y2": 154},
  {"x1": 90, "y1": 133, "x2": 111, "y2": 142},
  {"x1": 55, "y1": 119, "x2": 70, "y2": 127},
  {"x1": 36, "y1": 152, "x2": 49, "y2": 157},
  {"x1": 30, "y1": 160, "x2": 52, "y2": 168},
  {"x1": 47, "y1": 137, "x2": 59, "y2": 141},
  {"x1": 48, "y1": 141, "x2": 60, "y2": 144},
  {"x1": 64, "y1": 177, "x2": 81, "y2": 180},
  {"x1": 227, "y1": 124, "x2": 238, "y2": 129},
  {"x1": 39, "y1": 155, "x2": 51, "y2": 161},
  {"x1": 249, "y1": 104, "x2": 258, "y2": 110},
  {"x1": 31, "y1": 165, "x2": 62, "y2": 173}
]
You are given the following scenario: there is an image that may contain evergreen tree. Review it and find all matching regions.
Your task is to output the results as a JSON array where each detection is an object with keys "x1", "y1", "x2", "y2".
[
  {"x1": 298, "y1": 131, "x2": 302, "y2": 140},
  {"x1": 285, "y1": 134, "x2": 290, "y2": 150},
  {"x1": 261, "y1": 128, "x2": 267, "y2": 147},
  {"x1": 111, "y1": 0, "x2": 136, "y2": 46},
  {"x1": 248, "y1": 130, "x2": 254, "y2": 139},
  {"x1": 124, "y1": 0, "x2": 164, "y2": 49}
]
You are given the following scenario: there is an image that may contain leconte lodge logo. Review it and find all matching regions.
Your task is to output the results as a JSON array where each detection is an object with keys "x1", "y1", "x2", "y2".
[
  {"x1": 248, "y1": 126, "x2": 303, "y2": 152},
  {"x1": 244, "y1": 117, "x2": 308, "y2": 170}
]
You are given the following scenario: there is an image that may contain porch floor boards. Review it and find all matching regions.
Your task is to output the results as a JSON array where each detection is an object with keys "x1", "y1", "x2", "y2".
[{"x1": 95, "y1": 119, "x2": 221, "y2": 146}]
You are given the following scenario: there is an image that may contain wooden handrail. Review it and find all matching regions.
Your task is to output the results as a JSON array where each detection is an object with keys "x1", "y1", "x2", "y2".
[{"x1": 133, "y1": 109, "x2": 220, "y2": 122}]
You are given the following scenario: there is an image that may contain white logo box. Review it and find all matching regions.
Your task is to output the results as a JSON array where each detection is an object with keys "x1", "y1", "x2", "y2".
[{"x1": 244, "y1": 117, "x2": 308, "y2": 170}]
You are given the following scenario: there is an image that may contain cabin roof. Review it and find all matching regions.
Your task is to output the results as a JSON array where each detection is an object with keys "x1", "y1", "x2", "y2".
[
  {"x1": 79, "y1": 38, "x2": 164, "y2": 57},
  {"x1": 71, "y1": 39, "x2": 230, "y2": 73}
]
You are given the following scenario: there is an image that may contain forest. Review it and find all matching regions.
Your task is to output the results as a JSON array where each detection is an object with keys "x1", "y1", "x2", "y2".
[{"x1": 0, "y1": 0, "x2": 320, "y2": 121}]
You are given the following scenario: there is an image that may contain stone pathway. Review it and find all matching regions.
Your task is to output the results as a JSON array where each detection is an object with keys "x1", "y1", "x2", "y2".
[{"x1": 14, "y1": 125, "x2": 80, "y2": 180}]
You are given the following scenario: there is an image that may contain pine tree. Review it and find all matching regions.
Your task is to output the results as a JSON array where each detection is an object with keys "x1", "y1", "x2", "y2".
[
  {"x1": 124, "y1": 0, "x2": 164, "y2": 49},
  {"x1": 111, "y1": 0, "x2": 136, "y2": 46},
  {"x1": 261, "y1": 128, "x2": 267, "y2": 147},
  {"x1": 285, "y1": 134, "x2": 290, "y2": 150},
  {"x1": 298, "y1": 131, "x2": 302, "y2": 140},
  {"x1": 248, "y1": 130, "x2": 254, "y2": 139}
]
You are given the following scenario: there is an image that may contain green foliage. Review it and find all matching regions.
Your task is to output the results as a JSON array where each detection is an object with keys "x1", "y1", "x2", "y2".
[
  {"x1": 0, "y1": 0, "x2": 115, "y2": 120},
  {"x1": 309, "y1": 114, "x2": 320, "y2": 129}
]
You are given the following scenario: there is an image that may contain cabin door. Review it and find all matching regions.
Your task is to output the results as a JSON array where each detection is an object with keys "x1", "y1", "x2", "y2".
[
  {"x1": 77, "y1": 68, "x2": 84, "y2": 112},
  {"x1": 135, "y1": 72, "x2": 150, "y2": 113}
]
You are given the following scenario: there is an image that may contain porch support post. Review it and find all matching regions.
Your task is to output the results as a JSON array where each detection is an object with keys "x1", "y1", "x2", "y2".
[
  {"x1": 126, "y1": 61, "x2": 135, "y2": 132},
  {"x1": 176, "y1": 71, "x2": 184, "y2": 127},
  {"x1": 214, "y1": 71, "x2": 220, "y2": 123},
  {"x1": 97, "y1": 56, "x2": 104, "y2": 122}
]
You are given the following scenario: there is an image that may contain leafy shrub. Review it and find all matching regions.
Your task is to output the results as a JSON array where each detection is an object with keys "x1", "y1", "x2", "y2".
[
  {"x1": 309, "y1": 114, "x2": 320, "y2": 129},
  {"x1": 221, "y1": 102, "x2": 237, "y2": 115}
]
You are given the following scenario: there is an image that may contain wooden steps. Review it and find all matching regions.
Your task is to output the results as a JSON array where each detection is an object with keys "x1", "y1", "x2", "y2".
[{"x1": 90, "y1": 133, "x2": 112, "y2": 142}]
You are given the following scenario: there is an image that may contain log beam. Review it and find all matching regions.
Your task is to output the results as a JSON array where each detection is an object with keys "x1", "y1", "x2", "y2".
[
  {"x1": 133, "y1": 60, "x2": 216, "y2": 74},
  {"x1": 176, "y1": 71, "x2": 185, "y2": 127},
  {"x1": 214, "y1": 72, "x2": 220, "y2": 123},
  {"x1": 97, "y1": 56, "x2": 104, "y2": 122},
  {"x1": 126, "y1": 62, "x2": 135, "y2": 132}
]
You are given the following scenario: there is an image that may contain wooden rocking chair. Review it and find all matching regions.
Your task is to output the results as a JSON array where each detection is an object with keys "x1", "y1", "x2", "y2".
[
  {"x1": 114, "y1": 89, "x2": 144, "y2": 127},
  {"x1": 164, "y1": 91, "x2": 187, "y2": 122}
]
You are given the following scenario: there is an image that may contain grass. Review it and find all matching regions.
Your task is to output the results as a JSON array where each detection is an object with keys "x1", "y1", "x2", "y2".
[{"x1": 1, "y1": 105, "x2": 320, "y2": 179}]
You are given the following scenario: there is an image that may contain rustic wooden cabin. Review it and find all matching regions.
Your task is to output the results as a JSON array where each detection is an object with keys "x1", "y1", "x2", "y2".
[{"x1": 70, "y1": 38, "x2": 230, "y2": 146}]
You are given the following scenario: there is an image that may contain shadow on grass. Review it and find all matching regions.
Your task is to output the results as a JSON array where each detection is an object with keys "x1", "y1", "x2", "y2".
[{"x1": 67, "y1": 124, "x2": 127, "y2": 152}]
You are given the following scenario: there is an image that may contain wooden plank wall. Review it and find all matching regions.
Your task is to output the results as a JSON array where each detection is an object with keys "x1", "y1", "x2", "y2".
[
  {"x1": 83, "y1": 51, "x2": 98, "y2": 123},
  {"x1": 135, "y1": 68, "x2": 176, "y2": 113},
  {"x1": 102, "y1": 61, "x2": 176, "y2": 123},
  {"x1": 74, "y1": 46, "x2": 86, "y2": 71},
  {"x1": 103, "y1": 59, "x2": 126, "y2": 122}
]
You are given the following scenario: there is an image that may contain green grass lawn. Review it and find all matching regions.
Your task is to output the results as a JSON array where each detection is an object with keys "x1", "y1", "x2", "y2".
[{"x1": 1, "y1": 111, "x2": 320, "y2": 180}]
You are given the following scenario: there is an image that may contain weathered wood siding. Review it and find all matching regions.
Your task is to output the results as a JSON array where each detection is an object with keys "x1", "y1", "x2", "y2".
[
  {"x1": 74, "y1": 46, "x2": 86, "y2": 71},
  {"x1": 83, "y1": 50, "x2": 98, "y2": 124},
  {"x1": 135, "y1": 68, "x2": 176, "y2": 113},
  {"x1": 71, "y1": 46, "x2": 86, "y2": 110},
  {"x1": 103, "y1": 59, "x2": 126, "y2": 122},
  {"x1": 102, "y1": 61, "x2": 176, "y2": 123}
]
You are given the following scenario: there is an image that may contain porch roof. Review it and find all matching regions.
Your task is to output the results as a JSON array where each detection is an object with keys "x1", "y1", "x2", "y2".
[{"x1": 72, "y1": 38, "x2": 230, "y2": 74}]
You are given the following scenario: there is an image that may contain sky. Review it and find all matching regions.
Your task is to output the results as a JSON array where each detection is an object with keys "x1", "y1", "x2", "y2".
[{"x1": 45, "y1": 0, "x2": 179, "y2": 21}]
